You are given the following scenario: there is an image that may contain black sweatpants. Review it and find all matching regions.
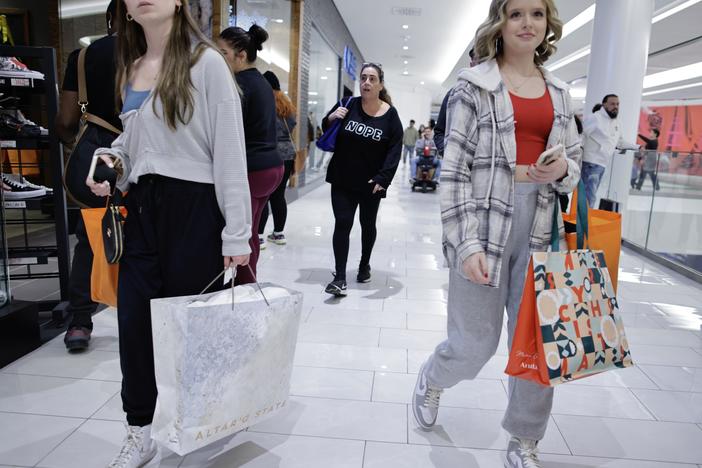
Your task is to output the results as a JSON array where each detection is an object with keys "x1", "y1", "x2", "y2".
[
  {"x1": 67, "y1": 216, "x2": 98, "y2": 329},
  {"x1": 259, "y1": 159, "x2": 294, "y2": 234},
  {"x1": 118, "y1": 175, "x2": 225, "y2": 427},
  {"x1": 331, "y1": 185, "x2": 382, "y2": 279}
]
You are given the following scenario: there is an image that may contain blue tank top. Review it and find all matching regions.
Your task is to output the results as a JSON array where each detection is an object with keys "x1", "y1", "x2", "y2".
[{"x1": 122, "y1": 83, "x2": 150, "y2": 113}]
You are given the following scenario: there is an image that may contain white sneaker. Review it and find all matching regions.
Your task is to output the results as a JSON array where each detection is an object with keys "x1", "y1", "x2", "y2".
[
  {"x1": 108, "y1": 424, "x2": 157, "y2": 468},
  {"x1": 504, "y1": 437, "x2": 542, "y2": 468},
  {"x1": 412, "y1": 362, "x2": 443, "y2": 430}
]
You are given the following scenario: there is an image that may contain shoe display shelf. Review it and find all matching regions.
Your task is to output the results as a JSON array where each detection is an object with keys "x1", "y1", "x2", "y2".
[{"x1": 0, "y1": 46, "x2": 72, "y2": 365}]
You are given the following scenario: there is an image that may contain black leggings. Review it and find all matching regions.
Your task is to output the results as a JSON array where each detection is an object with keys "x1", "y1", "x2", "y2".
[
  {"x1": 331, "y1": 185, "x2": 382, "y2": 278},
  {"x1": 259, "y1": 160, "x2": 294, "y2": 234}
]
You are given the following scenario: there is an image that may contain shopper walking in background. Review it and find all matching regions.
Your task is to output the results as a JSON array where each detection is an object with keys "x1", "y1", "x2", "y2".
[
  {"x1": 322, "y1": 63, "x2": 403, "y2": 296},
  {"x1": 86, "y1": 0, "x2": 252, "y2": 466},
  {"x1": 258, "y1": 70, "x2": 296, "y2": 246},
  {"x1": 635, "y1": 128, "x2": 661, "y2": 190},
  {"x1": 402, "y1": 119, "x2": 419, "y2": 164},
  {"x1": 55, "y1": 0, "x2": 120, "y2": 352},
  {"x1": 218, "y1": 24, "x2": 283, "y2": 284},
  {"x1": 411, "y1": 1, "x2": 582, "y2": 467},
  {"x1": 581, "y1": 94, "x2": 641, "y2": 207}
]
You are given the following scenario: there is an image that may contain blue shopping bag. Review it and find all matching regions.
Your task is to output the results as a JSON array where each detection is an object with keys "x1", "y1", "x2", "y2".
[{"x1": 316, "y1": 97, "x2": 353, "y2": 152}]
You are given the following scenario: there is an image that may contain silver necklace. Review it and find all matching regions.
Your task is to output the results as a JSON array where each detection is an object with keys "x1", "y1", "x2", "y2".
[{"x1": 504, "y1": 67, "x2": 538, "y2": 92}]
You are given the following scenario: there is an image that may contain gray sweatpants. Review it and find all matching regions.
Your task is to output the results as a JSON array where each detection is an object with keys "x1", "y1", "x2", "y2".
[{"x1": 425, "y1": 183, "x2": 553, "y2": 441}]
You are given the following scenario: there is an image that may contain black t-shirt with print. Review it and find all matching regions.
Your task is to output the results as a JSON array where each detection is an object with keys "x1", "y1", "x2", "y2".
[{"x1": 323, "y1": 98, "x2": 403, "y2": 194}]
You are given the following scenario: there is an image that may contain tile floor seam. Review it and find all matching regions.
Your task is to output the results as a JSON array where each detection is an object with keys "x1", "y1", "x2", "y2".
[
  {"x1": 0, "y1": 409, "x2": 87, "y2": 421},
  {"x1": 361, "y1": 440, "x2": 367, "y2": 468},
  {"x1": 86, "y1": 388, "x2": 121, "y2": 420},
  {"x1": 550, "y1": 415, "x2": 574, "y2": 456},
  {"x1": 370, "y1": 372, "x2": 376, "y2": 402},
  {"x1": 32, "y1": 417, "x2": 91, "y2": 468},
  {"x1": 623, "y1": 386, "x2": 658, "y2": 421}
]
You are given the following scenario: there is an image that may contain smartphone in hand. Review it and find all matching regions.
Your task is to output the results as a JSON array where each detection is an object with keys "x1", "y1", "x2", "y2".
[{"x1": 536, "y1": 144, "x2": 564, "y2": 166}]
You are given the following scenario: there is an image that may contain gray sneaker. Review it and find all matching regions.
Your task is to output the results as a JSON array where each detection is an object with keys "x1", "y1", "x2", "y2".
[
  {"x1": 412, "y1": 362, "x2": 443, "y2": 430},
  {"x1": 504, "y1": 437, "x2": 542, "y2": 468}
]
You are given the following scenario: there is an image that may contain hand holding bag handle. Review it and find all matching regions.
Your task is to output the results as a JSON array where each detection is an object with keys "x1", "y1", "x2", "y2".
[{"x1": 193, "y1": 266, "x2": 270, "y2": 311}]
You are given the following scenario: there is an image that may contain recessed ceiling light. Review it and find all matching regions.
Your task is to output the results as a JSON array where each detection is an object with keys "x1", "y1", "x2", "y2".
[
  {"x1": 320, "y1": 76, "x2": 328, "y2": 80},
  {"x1": 273, "y1": 18, "x2": 284, "y2": 24},
  {"x1": 403, "y1": 46, "x2": 409, "y2": 50},
  {"x1": 404, "y1": 60, "x2": 408, "y2": 65},
  {"x1": 403, "y1": 71, "x2": 409, "y2": 75},
  {"x1": 325, "y1": 67, "x2": 333, "y2": 71},
  {"x1": 309, "y1": 91, "x2": 319, "y2": 96},
  {"x1": 402, "y1": 24, "x2": 409, "y2": 29},
  {"x1": 420, "y1": 81, "x2": 425, "y2": 85}
]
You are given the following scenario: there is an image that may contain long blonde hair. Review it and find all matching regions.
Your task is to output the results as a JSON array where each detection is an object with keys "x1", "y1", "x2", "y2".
[
  {"x1": 115, "y1": 0, "x2": 216, "y2": 130},
  {"x1": 473, "y1": 0, "x2": 563, "y2": 66}
]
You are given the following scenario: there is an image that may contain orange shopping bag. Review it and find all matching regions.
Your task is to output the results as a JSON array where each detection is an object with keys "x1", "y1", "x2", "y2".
[
  {"x1": 506, "y1": 193, "x2": 633, "y2": 386},
  {"x1": 563, "y1": 182, "x2": 622, "y2": 291},
  {"x1": 82, "y1": 202, "x2": 127, "y2": 307},
  {"x1": 504, "y1": 259, "x2": 550, "y2": 384}
]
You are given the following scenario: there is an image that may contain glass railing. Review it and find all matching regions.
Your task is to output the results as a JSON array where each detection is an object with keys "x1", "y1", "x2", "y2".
[{"x1": 623, "y1": 150, "x2": 702, "y2": 278}]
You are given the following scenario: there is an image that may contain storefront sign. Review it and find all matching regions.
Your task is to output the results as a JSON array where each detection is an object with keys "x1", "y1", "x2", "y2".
[{"x1": 343, "y1": 46, "x2": 357, "y2": 81}]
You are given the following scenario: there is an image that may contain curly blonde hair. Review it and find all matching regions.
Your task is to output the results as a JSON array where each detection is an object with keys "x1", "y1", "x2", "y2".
[{"x1": 473, "y1": 0, "x2": 563, "y2": 66}]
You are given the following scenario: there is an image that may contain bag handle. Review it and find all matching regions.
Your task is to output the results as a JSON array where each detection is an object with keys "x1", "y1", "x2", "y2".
[
  {"x1": 78, "y1": 47, "x2": 89, "y2": 115},
  {"x1": 282, "y1": 116, "x2": 297, "y2": 151},
  {"x1": 77, "y1": 47, "x2": 122, "y2": 136},
  {"x1": 195, "y1": 266, "x2": 270, "y2": 310},
  {"x1": 553, "y1": 180, "x2": 590, "y2": 251}
]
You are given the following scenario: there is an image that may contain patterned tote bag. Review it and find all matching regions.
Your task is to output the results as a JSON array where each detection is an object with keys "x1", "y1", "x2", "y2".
[{"x1": 505, "y1": 196, "x2": 633, "y2": 386}]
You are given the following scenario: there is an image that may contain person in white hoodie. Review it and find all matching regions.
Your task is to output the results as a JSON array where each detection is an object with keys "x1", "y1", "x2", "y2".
[
  {"x1": 411, "y1": 1, "x2": 581, "y2": 467},
  {"x1": 581, "y1": 94, "x2": 641, "y2": 207}
]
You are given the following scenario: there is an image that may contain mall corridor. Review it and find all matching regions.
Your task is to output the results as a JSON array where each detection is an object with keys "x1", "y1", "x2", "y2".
[{"x1": 1, "y1": 164, "x2": 702, "y2": 468}]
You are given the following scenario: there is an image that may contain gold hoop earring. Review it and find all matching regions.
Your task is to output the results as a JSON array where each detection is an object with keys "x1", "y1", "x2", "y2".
[{"x1": 126, "y1": 12, "x2": 133, "y2": 22}]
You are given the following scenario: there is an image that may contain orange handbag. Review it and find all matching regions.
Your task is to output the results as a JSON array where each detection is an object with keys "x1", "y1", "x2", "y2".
[
  {"x1": 562, "y1": 182, "x2": 622, "y2": 291},
  {"x1": 81, "y1": 201, "x2": 127, "y2": 307}
]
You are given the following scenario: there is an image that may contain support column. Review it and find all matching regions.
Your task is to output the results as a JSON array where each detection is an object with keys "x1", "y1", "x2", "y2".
[{"x1": 584, "y1": 0, "x2": 654, "y2": 217}]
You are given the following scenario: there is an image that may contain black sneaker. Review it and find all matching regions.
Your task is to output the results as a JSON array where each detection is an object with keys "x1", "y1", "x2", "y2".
[
  {"x1": 64, "y1": 326, "x2": 91, "y2": 351},
  {"x1": 325, "y1": 276, "x2": 348, "y2": 297},
  {"x1": 2, "y1": 174, "x2": 46, "y2": 200},
  {"x1": 357, "y1": 264, "x2": 371, "y2": 283}
]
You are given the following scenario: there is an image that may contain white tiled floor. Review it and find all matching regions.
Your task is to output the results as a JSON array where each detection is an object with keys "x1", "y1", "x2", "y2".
[{"x1": 2, "y1": 165, "x2": 702, "y2": 467}]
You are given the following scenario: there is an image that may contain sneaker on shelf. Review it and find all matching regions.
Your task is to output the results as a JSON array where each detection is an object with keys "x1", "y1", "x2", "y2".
[
  {"x1": 504, "y1": 437, "x2": 542, "y2": 468},
  {"x1": 357, "y1": 264, "x2": 371, "y2": 283},
  {"x1": 0, "y1": 109, "x2": 48, "y2": 136},
  {"x1": 324, "y1": 275, "x2": 348, "y2": 297},
  {"x1": 64, "y1": 326, "x2": 91, "y2": 351},
  {"x1": 0, "y1": 57, "x2": 45, "y2": 80},
  {"x1": 412, "y1": 362, "x2": 443, "y2": 430},
  {"x1": 1, "y1": 173, "x2": 46, "y2": 200},
  {"x1": 108, "y1": 424, "x2": 157, "y2": 468},
  {"x1": 267, "y1": 232, "x2": 287, "y2": 245},
  {"x1": 21, "y1": 177, "x2": 53, "y2": 196}
]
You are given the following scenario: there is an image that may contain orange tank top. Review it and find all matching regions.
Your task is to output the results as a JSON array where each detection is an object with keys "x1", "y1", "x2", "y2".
[{"x1": 510, "y1": 90, "x2": 553, "y2": 166}]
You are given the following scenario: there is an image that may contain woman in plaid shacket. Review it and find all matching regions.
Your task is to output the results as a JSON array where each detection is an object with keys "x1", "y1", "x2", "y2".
[{"x1": 412, "y1": 1, "x2": 582, "y2": 467}]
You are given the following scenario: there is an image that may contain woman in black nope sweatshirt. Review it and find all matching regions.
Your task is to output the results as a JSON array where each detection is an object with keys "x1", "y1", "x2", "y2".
[{"x1": 321, "y1": 63, "x2": 403, "y2": 297}]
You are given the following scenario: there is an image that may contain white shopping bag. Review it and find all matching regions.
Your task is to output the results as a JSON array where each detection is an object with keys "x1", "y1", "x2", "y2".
[{"x1": 150, "y1": 279, "x2": 303, "y2": 455}]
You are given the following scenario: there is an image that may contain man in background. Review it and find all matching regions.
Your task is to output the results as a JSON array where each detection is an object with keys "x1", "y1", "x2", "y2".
[
  {"x1": 55, "y1": 0, "x2": 121, "y2": 351},
  {"x1": 581, "y1": 94, "x2": 641, "y2": 207},
  {"x1": 402, "y1": 119, "x2": 419, "y2": 165}
]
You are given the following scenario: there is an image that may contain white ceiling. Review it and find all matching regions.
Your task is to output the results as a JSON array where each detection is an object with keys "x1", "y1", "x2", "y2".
[{"x1": 334, "y1": 0, "x2": 702, "y2": 106}]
